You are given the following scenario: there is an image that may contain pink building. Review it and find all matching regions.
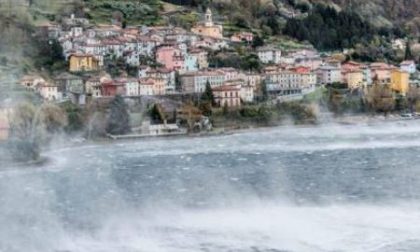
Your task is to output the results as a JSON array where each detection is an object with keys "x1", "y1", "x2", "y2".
[
  {"x1": 341, "y1": 61, "x2": 362, "y2": 72},
  {"x1": 155, "y1": 46, "x2": 184, "y2": 71},
  {"x1": 231, "y1": 32, "x2": 254, "y2": 43},
  {"x1": 101, "y1": 80, "x2": 125, "y2": 97}
]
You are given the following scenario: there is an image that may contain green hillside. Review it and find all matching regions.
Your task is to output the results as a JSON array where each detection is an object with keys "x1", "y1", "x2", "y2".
[{"x1": 83, "y1": 0, "x2": 164, "y2": 25}]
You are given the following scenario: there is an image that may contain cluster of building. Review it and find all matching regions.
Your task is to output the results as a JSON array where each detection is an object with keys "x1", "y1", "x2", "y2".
[
  {"x1": 316, "y1": 59, "x2": 417, "y2": 94},
  {"x1": 21, "y1": 9, "x2": 419, "y2": 109},
  {"x1": 28, "y1": 10, "x2": 257, "y2": 107},
  {"x1": 1, "y1": 8, "x2": 419, "y2": 143}
]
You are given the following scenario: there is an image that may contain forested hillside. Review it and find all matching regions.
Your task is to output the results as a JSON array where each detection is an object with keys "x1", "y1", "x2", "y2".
[
  {"x1": 83, "y1": 0, "x2": 163, "y2": 25},
  {"x1": 283, "y1": 5, "x2": 377, "y2": 50},
  {"x1": 162, "y1": 0, "x2": 420, "y2": 37},
  {"x1": 311, "y1": 0, "x2": 420, "y2": 35}
]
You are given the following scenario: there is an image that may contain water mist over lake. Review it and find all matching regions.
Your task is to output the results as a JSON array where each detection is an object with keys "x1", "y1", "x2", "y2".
[{"x1": 1, "y1": 121, "x2": 420, "y2": 252}]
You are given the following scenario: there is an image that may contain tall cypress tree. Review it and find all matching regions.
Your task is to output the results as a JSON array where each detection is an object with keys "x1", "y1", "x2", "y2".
[
  {"x1": 405, "y1": 40, "x2": 413, "y2": 60},
  {"x1": 261, "y1": 80, "x2": 269, "y2": 101},
  {"x1": 201, "y1": 81, "x2": 215, "y2": 105}
]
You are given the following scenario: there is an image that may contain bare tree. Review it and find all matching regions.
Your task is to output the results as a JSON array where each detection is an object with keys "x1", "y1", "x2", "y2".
[{"x1": 365, "y1": 82, "x2": 395, "y2": 115}]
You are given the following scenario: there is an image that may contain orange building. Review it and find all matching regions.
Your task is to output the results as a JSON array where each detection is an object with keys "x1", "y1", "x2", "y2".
[
  {"x1": 391, "y1": 69, "x2": 409, "y2": 95},
  {"x1": 69, "y1": 53, "x2": 99, "y2": 72}
]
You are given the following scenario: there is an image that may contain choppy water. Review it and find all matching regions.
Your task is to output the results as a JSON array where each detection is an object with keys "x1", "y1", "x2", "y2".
[{"x1": 2, "y1": 121, "x2": 420, "y2": 252}]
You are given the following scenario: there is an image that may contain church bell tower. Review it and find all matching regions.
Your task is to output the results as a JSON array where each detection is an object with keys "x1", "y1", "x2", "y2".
[{"x1": 204, "y1": 8, "x2": 213, "y2": 27}]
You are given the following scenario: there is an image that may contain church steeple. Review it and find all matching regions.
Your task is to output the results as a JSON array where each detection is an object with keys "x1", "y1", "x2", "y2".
[{"x1": 204, "y1": 8, "x2": 213, "y2": 27}]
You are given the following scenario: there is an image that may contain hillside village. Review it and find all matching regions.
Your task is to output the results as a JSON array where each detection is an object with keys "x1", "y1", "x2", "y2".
[{"x1": 1, "y1": 6, "x2": 420, "y2": 143}]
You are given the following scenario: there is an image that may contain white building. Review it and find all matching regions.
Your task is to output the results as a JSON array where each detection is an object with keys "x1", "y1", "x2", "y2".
[
  {"x1": 317, "y1": 65, "x2": 342, "y2": 84},
  {"x1": 20, "y1": 75, "x2": 46, "y2": 90},
  {"x1": 139, "y1": 78, "x2": 154, "y2": 96},
  {"x1": 241, "y1": 85, "x2": 254, "y2": 103},
  {"x1": 85, "y1": 77, "x2": 102, "y2": 98},
  {"x1": 265, "y1": 68, "x2": 317, "y2": 95},
  {"x1": 70, "y1": 26, "x2": 83, "y2": 37},
  {"x1": 38, "y1": 82, "x2": 62, "y2": 101},
  {"x1": 112, "y1": 78, "x2": 139, "y2": 96},
  {"x1": 257, "y1": 46, "x2": 282, "y2": 64},
  {"x1": 181, "y1": 70, "x2": 225, "y2": 93},
  {"x1": 400, "y1": 60, "x2": 417, "y2": 74},
  {"x1": 244, "y1": 73, "x2": 262, "y2": 90}
]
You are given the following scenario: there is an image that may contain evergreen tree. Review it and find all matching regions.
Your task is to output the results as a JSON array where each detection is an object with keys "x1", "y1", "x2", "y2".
[
  {"x1": 283, "y1": 4, "x2": 379, "y2": 51},
  {"x1": 199, "y1": 102, "x2": 212, "y2": 117},
  {"x1": 150, "y1": 104, "x2": 164, "y2": 124},
  {"x1": 405, "y1": 40, "x2": 413, "y2": 60},
  {"x1": 261, "y1": 80, "x2": 269, "y2": 101},
  {"x1": 175, "y1": 71, "x2": 182, "y2": 91},
  {"x1": 252, "y1": 35, "x2": 264, "y2": 48},
  {"x1": 201, "y1": 81, "x2": 215, "y2": 105},
  {"x1": 61, "y1": 101, "x2": 84, "y2": 133},
  {"x1": 106, "y1": 95, "x2": 131, "y2": 135}
]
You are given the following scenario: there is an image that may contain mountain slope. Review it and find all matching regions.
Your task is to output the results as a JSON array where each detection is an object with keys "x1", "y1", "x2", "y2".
[
  {"x1": 309, "y1": 0, "x2": 419, "y2": 35},
  {"x1": 162, "y1": 0, "x2": 419, "y2": 36}
]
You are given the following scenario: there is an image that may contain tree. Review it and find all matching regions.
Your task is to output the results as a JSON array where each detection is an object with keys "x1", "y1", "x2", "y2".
[
  {"x1": 241, "y1": 54, "x2": 262, "y2": 72},
  {"x1": 405, "y1": 40, "x2": 413, "y2": 60},
  {"x1": 252, "y1": 35, "x2": 264, "y2": 48},
  {"x1": 199, "y1": 101, "x2": 212, "y2": 117},
  {"x1": 28, "y1": 38, "x2": 67, "y2": 73},
  {"x1": 261, "y1": 80, "x2": 269, "y2": 101},
  {"x1": 175, "y1": 71, "x2": 182, "y2": 91},
  {"x1": 7, "y1": 102, "x2": 70, "y2": 162},
  {"x1": 266, "y1": 16, "x2": 280, "y2": 35},
  {"x1": 39, "y1": 103, "x2": 68, "y2": 135},
  {"x1": 106, "y1": 95, "x2": 131, "y2": 135},
  {"x1": 283, "y1": 4, "x2": 378, "y2": 51},
  {"x1": 366, "y1": 82, "x2": 395, "y2": 115},
  {"x1": 61, "y1": 101, "x2": 84, "y2": 133},
  {"x1": 201, "y1": 81, "x2": 215, "y2": 105},
  {"x1": 149, "y1": 104, "x2": 164, "y2": 124},
  {"x1": 104, "y1": 55, "x2": 126, "y2": 77},
  {"x1": 407, "y1": 86, "x2": 420, "y2": 112},
  {"x1": 8, "y1": 103, "x2": 42, "y2": 162}
]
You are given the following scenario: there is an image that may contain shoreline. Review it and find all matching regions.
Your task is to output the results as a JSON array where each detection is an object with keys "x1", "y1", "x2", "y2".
[
  {"x1": 2, "y1": 113, "x2": 418, "y2": 168},
  {"x1": 83, "y1": 113, "x2": 420, "y2": 143}
]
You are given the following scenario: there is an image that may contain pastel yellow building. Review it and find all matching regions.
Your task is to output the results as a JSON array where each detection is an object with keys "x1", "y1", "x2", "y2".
[
  {"x1": 191, "y1": 8, "x2": 223, "y2": 39},
  {"x1": 391, "y1": 69, "x2": 409, "y2": 95},
  {"x1": 69, "y1": 54, "x2": 99, "y2": 72},
  {"x1": 343, "y1": 70, "x2": 364, "y2": 89}
]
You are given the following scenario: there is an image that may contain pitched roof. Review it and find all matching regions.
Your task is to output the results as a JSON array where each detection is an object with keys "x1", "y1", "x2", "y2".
[{"x1": 401, "y1": 60, "x2": 415, "y2": 66}]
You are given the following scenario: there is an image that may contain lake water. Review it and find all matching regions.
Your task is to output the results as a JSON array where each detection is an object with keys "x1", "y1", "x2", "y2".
[{"x1": 1, "y1": 121, "x2": 420, "y2": 252}]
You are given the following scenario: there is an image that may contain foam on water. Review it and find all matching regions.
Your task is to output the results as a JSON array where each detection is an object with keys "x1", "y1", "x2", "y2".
[
  {"x1": 7, "y1": 203, "x2": 420, "y2": 252},
  {"x1": 2, "y1": 121, "x2": 420, "y2": 252}
]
